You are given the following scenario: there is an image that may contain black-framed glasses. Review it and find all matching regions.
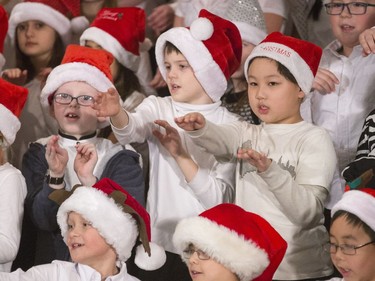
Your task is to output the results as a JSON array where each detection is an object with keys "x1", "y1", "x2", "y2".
[
  {"x1": 182, "y1": 247, "x2": 210, "y2": 260},
  {"x1": 54, "y1": 93, "x2": 95, "y2": 107},
  {"x1": 325, "y1": 2, "x2": 375, "y2": 15},
  {"x1": 323, "y1": 241, "x2": 375, "y2": 255}
]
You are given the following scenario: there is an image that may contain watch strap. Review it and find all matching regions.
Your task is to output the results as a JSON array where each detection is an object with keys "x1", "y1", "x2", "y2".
[{"x1": 45, "y1": 174, "x2": 64, "y2": 185}]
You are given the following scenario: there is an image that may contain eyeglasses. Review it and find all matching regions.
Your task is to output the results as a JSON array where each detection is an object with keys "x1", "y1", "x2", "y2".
[
  {"x1": 325, "y1": 2, "x2": 375, "y2": 15},
  {"x1": 54, "y1": 93, "x2": 95, "y2": 107},
  {"x1": 182, "y1": 247, "x2": 210, "y2": 260},
  {"x1": 323, "y1": 241, "x2": 375, "y2": 255}
]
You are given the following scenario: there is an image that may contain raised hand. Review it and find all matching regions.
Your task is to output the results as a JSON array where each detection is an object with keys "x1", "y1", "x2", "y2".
[
  {"x1": 359, "y1": 28, "x2": 375, "y2": 56},
  {"x1": 92, "y1": 87, "x2": 122, "y2": 118},
  {"x1": 237, "y1": 147, "x2": 271, "y2": 173},
  {"x1": 147, "y1": 4, "x2": 175, "y2": 37},
  {"x1": 312, "y1": 67, "x2": 339, "y2": 94},
  {"x1": 174, "y1": 112, "x2": 206, "y2": 131},
  {"x1": 2, "y1": 68, "x2": 28, "y2": 86},
  {"x1": 45, "y1": 135, "x2": 68, "y2": 178},
  {"x1": 74, "y1": 142, "x2": 98, "y2": 187},
  {"x1": 153, "y1": 120, "x2": 186, "y2": 158}
]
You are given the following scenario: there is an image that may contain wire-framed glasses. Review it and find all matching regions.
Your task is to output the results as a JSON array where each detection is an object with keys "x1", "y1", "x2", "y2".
[
  {"x1": 183, "y1": 246, "x2": 210, "y2": 260},
  {"x1": 54, "y1": 93, "x2": 95, "y2": 107},
  {"x1": 325, "y1": 2, "x2": 375, "y2": 15},
  {"x1": 323, "y1": 241, "x2": 375, "y2": 255}
]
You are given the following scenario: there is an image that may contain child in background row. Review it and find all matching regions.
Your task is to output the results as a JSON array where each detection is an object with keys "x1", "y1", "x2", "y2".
[
  {"x1": 94, "y1": 9, "x2": 241, "y2": 281},
  {"x1": 0, "y1": 78, "x2": 28, "y2": 272},
  {"x1": 221, "y1": 0, "x2": 267, "y2": 124},
  {"x1": 326, "y1": 188, "x2": 375, "y2": 281},
  {"x1": 173, "y1": 203, "x2": 287, "y2": 281},
  {"x1": 175, "y1": 32, "x2": 337, "y2": 280},
  {"x1": 20, "y1": 45, "x2": 145, "y2": 267},
  {"x1": 0, "y1": 6, "x2": 8, "y2": 71},
  {"x1": 0, "y1": 177, "x2": 165, "y2": 280}
]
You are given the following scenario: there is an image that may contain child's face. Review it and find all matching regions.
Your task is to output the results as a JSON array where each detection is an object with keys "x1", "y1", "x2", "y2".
[
  {"x1": 185, "y1": 246, "x2": 239, "y2": 281},
  {"x1": 51, "y1": 81, "x2": 101, "y2": 138},
  {"x1": 231, "y1": 41, "x2": 255, "y2": 80},
  {"x1": 328, "y1": 0, "x2": 375, "y2": 52},
  {"x1": 67, "y1": 211, "x2": 117, "y2": 267},
  {"x1": 85, "y1": 40, "x2": 120, "y2": 81},
  {"x1": 247, "y1": 58, "x2": 304, "y2": 124},
  {"x1": 16, "y1": 20, "x2": 57, "y2": 58},
  {"x1": 330, "y1": 215, "x2": 375, "y2": 281},
  {"x1": 163, "y1": 50, "x2": 212, "y2": 104}
]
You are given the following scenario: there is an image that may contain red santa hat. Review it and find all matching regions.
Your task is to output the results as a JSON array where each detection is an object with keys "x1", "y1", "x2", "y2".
[
  {"x1": 80, "y1": 7, "x2": 152, "y2": 73},
  {"x1": 332, "y1": 188, "x2": 375, "y2": 231},
  {"x1": 155, "y1": 9, "x2": 242, "y2": 102},
  {"x1": 244, "y1": 32, "x2": 322, "y2": 95},
  {"x1": 41, "y1": 44, "x2": 115, "y2": 107},
  {"x1": 8, "y1": 0, "x2": 89, "y2": 46},
  {"x1": 0, "y1": 78, "x2": 28, "y2": 146},
  {"x1": 52, "y1": 177, "x2": 166, "y2": 270},
  {"x1": 226, "y1": 0, "x2": 267, "y2": 45},
  {"x1": 173, "y1": 204, "x2": 287, "y2": 281},
  {"x1": 0, "y1": 6, "x2": 8, "y2": 70}
]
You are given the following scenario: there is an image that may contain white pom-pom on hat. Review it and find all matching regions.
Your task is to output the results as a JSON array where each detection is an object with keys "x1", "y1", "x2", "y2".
[
  {"x1": 71, "y1": 16, "x2": 90, "y2": 34},
  {"x1": 190, "y1": 17, "x2": 214, "y2": 41},
  {"x1": 134, "y1": 242, "x2": 167, "y2": 271}
]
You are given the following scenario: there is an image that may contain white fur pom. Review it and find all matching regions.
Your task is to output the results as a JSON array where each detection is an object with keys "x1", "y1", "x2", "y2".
[
  {"x1": 134, "y1": 242, "x2": 166, "y2": 271},
  {"x1": 190, "y1": 17, "x2": 214, "y2": 41},
  {"x1": 71, "y1": 16, "x2": 90, "y2": 34},
  {"x1": 139, "y1": 38, "x2": 153, "y2": 52}
]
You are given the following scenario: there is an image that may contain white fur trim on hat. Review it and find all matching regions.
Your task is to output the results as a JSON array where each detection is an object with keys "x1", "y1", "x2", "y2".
[
  {"x1": 155, "y1": 27, "x2": 227, "y2": 102},
  {"x1": 173, "y1": 216, "x2": 269, "y2": 281},
  {"x1": 0, "y1": 104, "x2": 20, "y2": 146},
  {"x1": 80, "y1": 27, "x2": 140, "y2": 72},
  {"x1": 57, "y1": 186, "x2": 138, "y2": 262},
  {"x1": 244, "y1": 42, "x2": 314, "y2": 95},
  {"x1": 234, "y1": 21, "x2": 267, "y2": 46},
  {"x1": 8, "y1": 2, "x2": 72, "y2": 45},
  {"x1": 331, "y1": 190, "x2": 375, "y2": 231},
  {"x1": 41, "y1": 62, "x2": 114, "y2": 107}
]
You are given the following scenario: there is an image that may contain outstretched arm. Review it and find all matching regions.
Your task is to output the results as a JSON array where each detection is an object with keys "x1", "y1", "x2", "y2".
[{"x1": 174, "y1": 112, "x2": 206, "y2": 131}]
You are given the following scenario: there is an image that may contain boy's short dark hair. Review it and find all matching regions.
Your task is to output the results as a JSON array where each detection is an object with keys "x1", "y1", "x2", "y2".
[
  {"x1": 332, "y1": 210, "x2": 375, "y2": 240},
  {"x1": 164, "y1": 41, "x2": 182, "y2": 55}
]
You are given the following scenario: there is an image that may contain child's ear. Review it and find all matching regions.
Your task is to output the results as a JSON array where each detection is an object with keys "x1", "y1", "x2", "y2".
[{"x1": 298, "y1": 87, "x2": 305, "y2": 99}]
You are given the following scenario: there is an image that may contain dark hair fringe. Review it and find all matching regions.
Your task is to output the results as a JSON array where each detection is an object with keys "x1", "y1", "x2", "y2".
[{"x1": 332, "y1": 210, "x2": 375, "y2": 240}]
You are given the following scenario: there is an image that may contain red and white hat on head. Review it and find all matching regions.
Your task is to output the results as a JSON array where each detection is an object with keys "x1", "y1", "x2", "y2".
[
  {"x1": 155, "y1": 9, "x2": 242, "y2": 102},
  {"x1": 244, "y1": 32, "x2": 322, "y2": 95},
  {"x1": 80, "y1": 7, "x2": 152, "y2": 73},
  {"x1": 0, "y1": 78, "x2": 28, "y2": 146},
  {"x1": 8, "y1": 0, "x2": 89, "y2": 46},
  {"x1": 226, "y1": 0, "x2": 267, "y2": 46},
  {"x1": 173, "y1": 204, "x2": 287, "y2": 281},
  {"x1": 0, "y1": 6, "x2": 8, "y2": 70},
  {"x1": 53, "y1": 177, "x2": 166, "y2": 269},
  {"x1": 332, "y1": 188, "x2": 375, "y2": 231},
  {"x1": 41, "y1": 44, "x2": 115, "y2": 107}
]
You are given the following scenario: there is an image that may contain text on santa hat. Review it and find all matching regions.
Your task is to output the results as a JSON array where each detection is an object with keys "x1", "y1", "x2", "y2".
[
  {"x1": 260, "y1": 46, "x2": 291, "y2": 57},
  {"x1": 100, "y1": 10, "x2": 123, "y2": 21}
]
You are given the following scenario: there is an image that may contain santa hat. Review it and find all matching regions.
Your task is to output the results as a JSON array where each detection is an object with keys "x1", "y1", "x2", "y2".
[
  {"x1": 244, "y1": 32, "x2": 322, "y2": 95},
  {"x1": 41, "y1": 44, "x2": 115, "y2": 107},
  {"x1": 226, "y1": 0, "x2": 267, "y2": 46},
  {"x1": 8, "y1": 0, "x2": 89, "y2": 46},
  {"x1": 0, "y1": 6, "x2": 8, "y2": 70},
  {"x1": 155, "y1": 9, "x2": 242, "y2": 102},
  {"x1": 173, "y1": 204, "x2": 287, "y2": 281},
  {"x1": 331, "y1": 188, "x2": 375, "y2": 231},
  {"x1": 80, "y1": 7, "x2": 152, "y2": 73},
  {"x1": 52, "y1": 177, "x2": 166, "y2": 270},
  {"x1": 0, "y1": 78, "x2": 28, "y2": 146}
]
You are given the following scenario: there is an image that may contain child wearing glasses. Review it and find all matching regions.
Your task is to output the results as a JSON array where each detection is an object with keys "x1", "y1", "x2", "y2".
[
  {"x1": 301, "y1": 0, "x2": 375, "y2": 215},
  {"x1": 20, "y1": 45, "x2": 145, "y2": 267},
  {"x1": 325, "y1": 188, "x2": 375, "y2": 281},
  {"x1": 173, "y1": 203, "x2": 287, "y2": 281}
]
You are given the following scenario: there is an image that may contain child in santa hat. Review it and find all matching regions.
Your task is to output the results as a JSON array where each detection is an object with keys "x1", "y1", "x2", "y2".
[
  {"x1": 0, "y1": 177, "x2": 166, "y2": 280},
  {"x1": 175, "y1": 32, "x2": 337, "y2": 280},
  {"x1": 325, "y1": 188, "x2": 375, "y2": 281},
  {"x1": 173, "y1": 203, "x2": 287, "y2": 281},
  {"x1": 19, "y1": 45, "x2": 145, "y2": 267},
  {"x1": 0, "y1": 78, "x2": 28, "y2": 272},
  {"x1": 3, "y1": 0, "x2": 89, "y2": 169},
  {"x1": 93, "y1": 9, "x2": 241, "y2": 280},
  {"x1": 221, "y1": 0, "x2": 267, "y2": 124}
]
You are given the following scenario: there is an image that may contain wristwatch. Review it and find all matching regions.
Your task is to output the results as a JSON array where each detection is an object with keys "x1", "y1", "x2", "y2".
[{"x1": 45, "y1": 173, "x2": 64, "y2": 185}]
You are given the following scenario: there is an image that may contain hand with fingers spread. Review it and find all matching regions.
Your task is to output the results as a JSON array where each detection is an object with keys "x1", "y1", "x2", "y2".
[
  {"x1": 147, "y1": 4, "x2": 175, "y2": 37},
  {"x1": 2, "y1": 68, "x2": 28, "y2": 86},
  {"x1": 74, "y1": 142, "x2": 98, "y2": 187},
  {"x1": 312, "y1": 67, "x2": 339, "y2": 94},
  {"x1": 92, "y1": 87, "x2": 122, "y2": 118},
  {"x1": 153, "y1": 120, "x2": 187, "y2": 158},
  {"x1": 359, "y1": 27, "x2": 375, "y2": 56},
  {"x1": 237, "y1": 147, "x2": 271, "y2": 173},
  {"x1": 45, "y1": 135, "x2": 68, "y2": 186},
  {"x1": 175, "y1": 112, "x2": 206, "y2": 131}
]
